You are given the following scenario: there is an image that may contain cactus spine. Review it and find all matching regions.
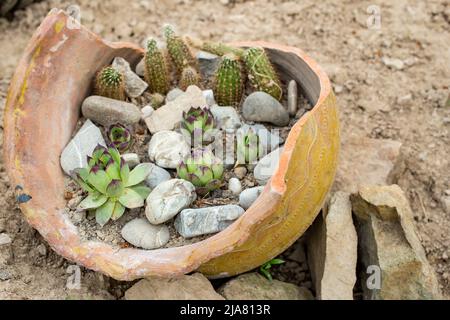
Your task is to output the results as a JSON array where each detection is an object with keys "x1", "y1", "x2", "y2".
[
  {"x1": 163, "y1": 24, "x2": 198, "y2": 74},
  {"x1": 186, "y1": 36, "x2": 244, "y2": 57},
  {"x1": 214, "y1": 53, "x2": 244, "y2": 106},
  {"x1": 144, "y1": 38, "x2": 170, "y2": 95},
  {"x1": 95, "y1": 66, "x2": 126, "y2": 101},
  {"x1": 179, "y1": 66, "x2": 201, "y2": 90},
  {"x1": 243, "y1": 47, "x2": 282, "y2": 101}
]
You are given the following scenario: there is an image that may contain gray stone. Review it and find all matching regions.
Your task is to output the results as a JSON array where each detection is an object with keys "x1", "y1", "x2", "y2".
[
  {"x1": 175, "y1": 205, "x2": 245, "y2": 238},
  {"x1": 112, "y1": 57, "x2": 148, "y2": 98},
  {"x1": 141, "y1": 105, "x2": 154, "y2": 119},
  {"x1": 239, "y1": 186, "x2": 265, "y2": 210},
  {"x1": 202, "y1": 89, "x2": 216, "y2": 106},
  {"x1": 60, "y1": 120, "x2": 106, "y2": 175},
  {"x1": 145, "y1": 86, "x2": 207, "y2": 133},
  {"x1": 122, "y1": 153, "x2": 140, "y2": 168},
  {"x1": 210, "y1": 105, "x2": 241, "y2": 130},
  {"x1": 0, "y1": 269, "x2": 12, "y2": 281},
  {"x1": 334, "y1": 136, "x2": 402, "y2": 193},
  {"x1": 125, "y1": 273, "x2": 224, "y2": 300},
  {"x1": 381, "y1": 56, "x2": 405, "y2": 70},
  {"x1": 0, "y1": 233, "x2": 12, "y2": 246},
  {"x1": 165, "y1": 88, "x2": 184, "y2": 102},
  {"x1": 81, "y1": 96, "x2": 141, "y2": 126},
  {"x1": 242, "y1": 92, "x2": 290, "y2": 126},
  {"x1": 148, "y1": 131, "x2": 191, "y2": 169},
  {"x1": 144, "y1": 163, "x2": 171, "y2": 189},
  {"x1": 218, "y1": 273, "x2": 314, "y2": 300},
  {"x1": 307, "y1": 192, "x2": 357, "y2": 300},
  {"x1": 351, "y1": 185, "x2": 442, "y2": 300},
  {"x1": 135, "y1": 58, "x2": 145, "y2": 76},
  {"x1": 253, "y1": 147, "x2": 283, "y2": 185},
  {"x1": 121, "y1": 218, "x2": 170, "y2": 249},
  {"x1": 287, "y1": 80, "x2": 298, "y2": 116},
  {"x1": 197, "y1": 51, "x2": 220, "y2": 77},
  {"x1": 228, "y1": 178, "x2": 242, "y2": 195},
  {"x1": 145, "y1": 179, "x2": 197, "y2": 225}
]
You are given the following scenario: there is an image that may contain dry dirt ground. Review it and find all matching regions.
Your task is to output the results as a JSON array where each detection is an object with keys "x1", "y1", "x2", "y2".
[{"x1": 0, "y1": 0, "x2": 449, "y2": 299}]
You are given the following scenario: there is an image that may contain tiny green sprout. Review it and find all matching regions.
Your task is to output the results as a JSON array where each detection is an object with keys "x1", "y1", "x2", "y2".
[{"x1": 259, "y1": 258, "x2": 285, "y2": 281}]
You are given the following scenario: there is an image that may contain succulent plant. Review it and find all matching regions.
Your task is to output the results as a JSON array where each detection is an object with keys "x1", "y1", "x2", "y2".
[
  {"x1": 95, "y1": 66, "x2": 126, "y2": 101},
  {"x1": 186, "y1": 36, "x2": 244, "y2": 57},
  {"x1": 214, "y1": 53, "x2": 244, "y2": 106},
  {"x1": 181, "y1": 106, "x2": 215, "y2": 146},
  {"x1": 107, "y1": 123, "x2": 132, "y2": 153},
  {"x1": 177, "y1": 148, "x2": 224, "y2": 195},
  {"x1": 243, "y1": 47, "x2": 283, "y2": 101},
  {"x1": 144, "y1": 38, "x2": 170, "y2": 95},
  {"x1": 236, "y1": 127, "x2": 262, "y2": 165},
  {"x1": 179, "y1": 66, "x2": 201, "y2": 90},
  {"x1": 149, "y1": 92, "x2": 165, "y2": 109},
  {"x1": 163, "y1": 24, "x2": 198, "y2": 74},
  {"x1": 259, "y1": 258, "x2": 285, "y2": 281},
  {"x1": 71, "y1": 145, "x2": 151, "y2": 226}
]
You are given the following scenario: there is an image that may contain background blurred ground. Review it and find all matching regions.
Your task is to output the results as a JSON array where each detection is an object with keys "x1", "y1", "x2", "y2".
[{"x1": 0, "y1": 0, "x2": 449, "y2": 299}]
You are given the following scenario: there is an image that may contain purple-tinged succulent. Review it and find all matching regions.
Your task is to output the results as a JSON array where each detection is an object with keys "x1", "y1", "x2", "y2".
[
  {"x1": 107, "y1": 123, "x2": 132, "y2": 153},
  {"x1": 177, "y1": 148, "x2": 224, "y2": 195},
  {"x1": 71, "y1": 145, "x2": 151, "y2": 226}
]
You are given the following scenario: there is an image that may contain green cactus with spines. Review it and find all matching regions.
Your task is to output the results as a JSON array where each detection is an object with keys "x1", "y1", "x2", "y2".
[
  {"x1": 163, "y1": 24, "x2": 198, "y2": 74},
  {"x1": 179, "y1": 66, "x2": 201, "y2": 90},
  {"x1": 95, "y1": 66, "x2": 126, "y2": 101},
  {"x1": 214, "y1": 53, "x2": 244, "y2": 106},
  {"x1": 144, "y1": 38, "x2": 170, "y2": 95},
  {"x1": 243, "y1": 47, "x2": 283, "y2": 101},
  {"x1": 186, "y1": 36, "x2": 244, "y2": 57}
]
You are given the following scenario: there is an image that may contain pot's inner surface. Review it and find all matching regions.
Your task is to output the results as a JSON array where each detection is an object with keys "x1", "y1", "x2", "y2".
[
  {"x1": 63, "y1": 46, "x2": 323, "y2": 250},
  {"x1": 267, "y1": 48, "x2": 321, "y2": 106}
]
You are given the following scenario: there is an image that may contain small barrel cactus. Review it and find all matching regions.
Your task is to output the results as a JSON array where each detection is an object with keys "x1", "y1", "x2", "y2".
[
  {"x1": 243, "y1": 47, "x2": 283, "y2": 101},
  {"x1": 186, "y1": 36, "x2": 244, "y2": 57},
  {"x1": 236, "y1": 127, "x2": 262, "y2": 165},
  {"x1": 163, "y1": 24, "x2": 198, "y2": 74},
  {"x1": 71, "y1": 145, "x2": 151, "y2": 226},
  {"x1": 214, "y1": 53, "x2": 244, "y2": 106},
  {"x1": 107, "y1": 123, "x2": 132, "y2": 153},
  {"x1": 179, "y1": 66, "x2": 201, "y2": 90},
  {"x1": 177, "y1": 148, "x2": 224, "y2": 195},
  {"x1": 95, "y1": 66, "x2": 126, "y2": 101},
  {"x1": 149, "y1": 92, "x2": 165, "y2": 109},
  {"x1": 144, "y1": 38, "x2": 170, "y2": 95}
]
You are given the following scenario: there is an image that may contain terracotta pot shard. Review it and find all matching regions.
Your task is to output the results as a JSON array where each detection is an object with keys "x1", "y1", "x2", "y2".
[{"x1": 3, "y1": 9, "x2": 340, "y2": 280}]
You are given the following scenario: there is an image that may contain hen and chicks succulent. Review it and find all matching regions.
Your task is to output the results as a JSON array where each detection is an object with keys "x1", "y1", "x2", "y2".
[{"x1": 71, "y1": 145, "x2": 150, "y2": 226}]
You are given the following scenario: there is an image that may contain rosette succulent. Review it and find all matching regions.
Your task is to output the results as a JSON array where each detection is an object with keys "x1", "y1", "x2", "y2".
[
  {"x1": 181, "y1": 107, "x2": 215, "y2": 146},
  {"x1": 177, "y1": 148, "x2": 224, "y2": 195},
  {"x1": 236, "y1": 127, "x2": 262, "y2": 164},
  {"x1": 71, "y1": 145, "x2": 151, "y2": 226},
  {"x1": 107, "y1": 123, "x2": 132, "y2": 153}
]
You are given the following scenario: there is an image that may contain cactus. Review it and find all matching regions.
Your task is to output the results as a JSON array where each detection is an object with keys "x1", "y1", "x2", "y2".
[
  {"x1": 186, "y1": 36, "x2": 244, "y2": 57},
  {"x1": 144, "y1": 38, "x2": 170, "y2": 95},
  {"x1": 163, "y1": 24, "x2": 198, "y2": 74},
  {"x1": 243, "y1": 47, "x2": 282, "y2": 101},
  {"x1": 179, "y1": 66, "x2": 201, "y2": 90},
  {"x1": 149, "y1": 93, "x2": 165, "y2": 109},
  {"x1": 95, "y1": 66, "x2": 126, "y2": 101},
  {"x1": 214, "y1": 53, "x2": 244, "y2": 106}
]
